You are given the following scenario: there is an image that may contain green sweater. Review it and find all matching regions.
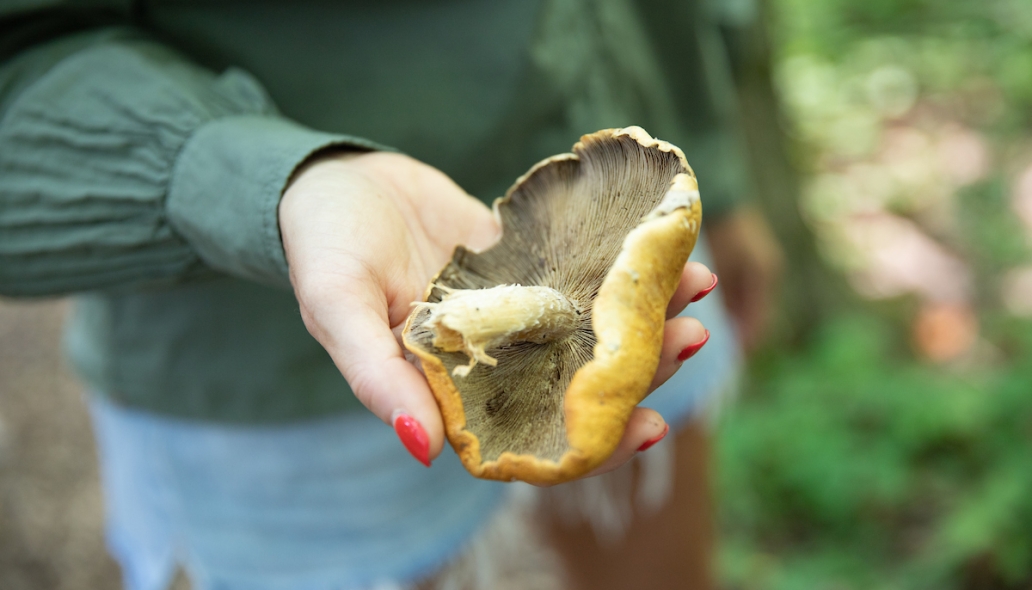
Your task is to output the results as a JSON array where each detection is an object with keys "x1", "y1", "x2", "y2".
[{"x1": 0, "y1": 0, "x2": 749, "y2": 422}]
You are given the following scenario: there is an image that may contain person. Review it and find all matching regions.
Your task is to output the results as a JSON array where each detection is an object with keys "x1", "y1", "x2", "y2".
[{"x1": 0, "y1": 0, "x2": 782, "y2": 588}]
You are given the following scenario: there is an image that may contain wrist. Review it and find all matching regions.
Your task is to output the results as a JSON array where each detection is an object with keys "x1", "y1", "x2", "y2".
[{"x1": 285, "y1": 150, "x2": 365, "y2": 193}]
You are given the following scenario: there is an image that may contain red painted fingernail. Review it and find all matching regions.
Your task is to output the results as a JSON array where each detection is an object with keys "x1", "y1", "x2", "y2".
[
  {"x1": 637, "y1": 424, "x2": 670, "y2": 452},
  {"x1": 690, "y1": 274, "x2": 718, "y2": 303},
  {"x1": 393, "y1": 413, "x2": 431, "y2": 467},
  {"x1": 677, "y1": 330, "x2": 710, "y2": 362}
]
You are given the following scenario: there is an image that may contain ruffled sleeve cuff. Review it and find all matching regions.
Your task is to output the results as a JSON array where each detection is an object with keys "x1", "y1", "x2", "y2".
[
  {"x1": 0, "y1": 39, "x2": 383, "y2": 295},
  {"x1": 168, "y1": 116, "x2": 380, "y2": 288}
]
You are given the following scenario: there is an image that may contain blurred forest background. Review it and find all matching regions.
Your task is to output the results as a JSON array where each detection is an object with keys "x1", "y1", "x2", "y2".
[{"x1": 719, "y1": 0, "x2": 1032, "y2": 588}]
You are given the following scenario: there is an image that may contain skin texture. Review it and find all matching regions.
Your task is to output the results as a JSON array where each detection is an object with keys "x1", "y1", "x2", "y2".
[{"x1": 278, "y1": 151, "x2": 712, "y2": 478}]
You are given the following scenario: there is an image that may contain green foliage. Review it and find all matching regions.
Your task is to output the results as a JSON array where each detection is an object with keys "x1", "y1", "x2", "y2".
[
  {"x1": 719, "y1": 3, "x2": 1032, "y2": 586},
  {"x1": 958, "y1": 179, "x2": 1030, "y2": 279},
  {"x1": 775, "y1": 0, "x2": 1032, "y2": 130},
  {"x1": 719, "y1": 315, "x2": 1032, "y2": 590}
]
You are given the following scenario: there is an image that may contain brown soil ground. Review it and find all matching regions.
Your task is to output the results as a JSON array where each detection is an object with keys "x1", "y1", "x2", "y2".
[
  {"x1": 0, "y1": 298, "x2": 189, "y2": 590},
  {"x1": 0, "y1": 298, "x2": 121, "y2": 589}
]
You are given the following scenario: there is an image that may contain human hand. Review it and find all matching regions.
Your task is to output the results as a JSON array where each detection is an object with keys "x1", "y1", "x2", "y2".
[
  {"x1": 707, "y1": 205, "x2": 784, "y2": 352},
  {"x1": 279, "y1": 151, "x2": 714, "y2": 475}
]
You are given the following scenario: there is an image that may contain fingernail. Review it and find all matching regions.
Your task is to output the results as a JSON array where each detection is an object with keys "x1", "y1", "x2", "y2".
[
  {"x1": 393, "y1": 413, "x2": 431, "y2": 467},
  {"x1": 690, "y1": 274, "x2": 718, "y2": 303},
  {"x1": 677, "y1": 330, "x2": 710, "y2": 362},
  {"x1": 637, "y1": 424, "x2": 670, "y2": 452}
]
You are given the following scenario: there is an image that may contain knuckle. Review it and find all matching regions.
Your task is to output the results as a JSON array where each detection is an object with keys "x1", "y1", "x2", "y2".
[
  {"x1": 341, "y1": 360, "x2": 379, "y2": 410},
  {"x1": 297, "y1": 301, "x2": 322, "y2": 340}
]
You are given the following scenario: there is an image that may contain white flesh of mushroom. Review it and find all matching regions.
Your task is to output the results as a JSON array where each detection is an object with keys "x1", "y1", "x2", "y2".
[{"x1": 415, "y1": 284, "x2": 581, "y2": 376}]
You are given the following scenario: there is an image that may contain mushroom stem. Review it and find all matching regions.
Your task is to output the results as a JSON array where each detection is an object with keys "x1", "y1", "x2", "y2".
[{"x1": 419, "y1": 284, "x2": 581, "y2": 376}]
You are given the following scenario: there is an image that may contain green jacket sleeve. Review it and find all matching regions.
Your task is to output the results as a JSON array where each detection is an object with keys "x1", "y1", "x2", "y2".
[{"x1": 0, "y1": 24, "x2": 378, "y2": 296}]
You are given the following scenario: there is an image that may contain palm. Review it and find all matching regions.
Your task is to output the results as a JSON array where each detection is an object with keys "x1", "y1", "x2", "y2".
[{"x1": 321, "y1": 152, "x2": 500, "y2": 331}]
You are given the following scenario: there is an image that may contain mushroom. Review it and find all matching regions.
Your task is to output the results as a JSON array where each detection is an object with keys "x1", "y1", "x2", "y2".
[{"x1": 402, "y1": 127, "x2": 702, "y2": 485}]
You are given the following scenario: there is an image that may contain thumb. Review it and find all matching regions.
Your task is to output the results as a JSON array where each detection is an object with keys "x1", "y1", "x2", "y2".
[{"x1": 299, "y1": 280, "x2": 445, "y2": 467}]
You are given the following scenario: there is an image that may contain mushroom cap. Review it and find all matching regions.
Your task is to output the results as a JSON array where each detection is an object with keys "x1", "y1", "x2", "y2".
[{"x1": 402, "y1": 127, "x2": 702, "y2": 485}]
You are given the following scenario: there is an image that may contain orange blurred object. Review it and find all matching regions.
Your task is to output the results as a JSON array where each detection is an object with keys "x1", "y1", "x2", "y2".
[{"x1": 912, "y1": 302, "x2": 979, "y2": 363}]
